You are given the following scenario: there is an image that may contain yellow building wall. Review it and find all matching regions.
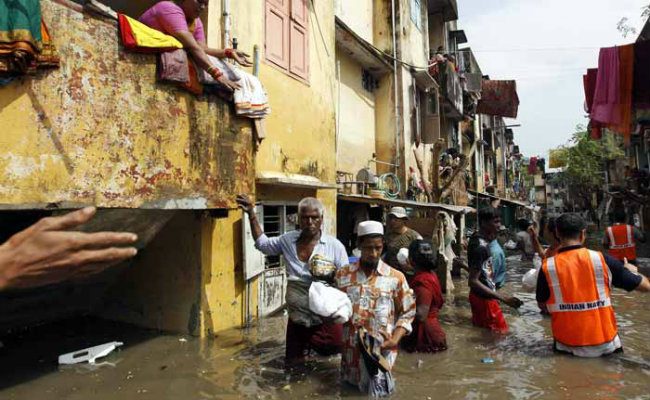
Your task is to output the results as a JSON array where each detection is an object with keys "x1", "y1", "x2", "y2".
[
  {"x1": 200, "y1": 211, "x2": 260, "y2": 336},
  {"x1": 202, "y1": 1, "x2": 338, "y2": 332},
  {"x1": 0, "y1": 0, "x2": 254, "y2": 209},
  {"x1": 374, "y1": 74, "x2": 396, "y2": 176},
  {"x1": 208, "y1": 0, "x2": 337, "y2": 186},
  {"x1": 336, "y1": 0, "x2": 375, "y2": 44},
  {"x1": 336, "y1": 51, "x2": 376, "y2": 178}
]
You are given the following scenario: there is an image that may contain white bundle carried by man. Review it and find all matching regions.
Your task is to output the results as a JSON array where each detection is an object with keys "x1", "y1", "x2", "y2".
[{"x1": 308, "y1": 281, "x2": 352, "y2": 324}]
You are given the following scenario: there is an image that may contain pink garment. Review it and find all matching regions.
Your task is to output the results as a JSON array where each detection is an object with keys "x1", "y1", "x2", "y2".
[
  {"x1": 591, "y1": 47, "x2": 621, "y2": 125},
  {"x1": 139, "y1": 1, "x2": 205, "y2": 43}
]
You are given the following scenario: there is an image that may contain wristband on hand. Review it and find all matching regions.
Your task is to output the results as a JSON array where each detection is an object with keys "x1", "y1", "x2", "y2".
[
  {"x1": 207, "y1": 66, "x2": 222, "y2": 79},
  {"x1": 225, "y1": 48, "x2": 234, "y2": 59}
]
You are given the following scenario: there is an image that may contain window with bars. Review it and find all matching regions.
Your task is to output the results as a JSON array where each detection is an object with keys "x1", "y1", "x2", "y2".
[
  {"x1": 261, "y1": 204, "x2": 299, "y2": 269},
  {"x1": 264, "y1": 0, "x2": 309, "y2": 81},
  {"x1": 361, "y1": 69, "x2": 378, "y2": 93}
]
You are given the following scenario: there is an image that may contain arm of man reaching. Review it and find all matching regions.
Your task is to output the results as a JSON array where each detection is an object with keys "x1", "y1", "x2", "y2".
[
  {"x1": 171, "y1": 31, "x2": 241, "y2": 91},
  {"x1": 236, "y1": 194, "x2": 283, "y2": 256},
  {"x1": 605, "y1": 254, "x2": 650, "y2": 292},
  {"x1": 0, "y1": 207, "x2": 138, "y2": 291},
  {"x1": 468, "y1": 244, "x2": 522, "y2": 309},
  {"x1": 528, "y1": 226, "x2": 546, "y2": 258}
]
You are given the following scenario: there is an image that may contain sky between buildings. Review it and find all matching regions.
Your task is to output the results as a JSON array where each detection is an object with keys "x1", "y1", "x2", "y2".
[{"x1": 457, "y1": 0, "x2": 648, "y2": 160}]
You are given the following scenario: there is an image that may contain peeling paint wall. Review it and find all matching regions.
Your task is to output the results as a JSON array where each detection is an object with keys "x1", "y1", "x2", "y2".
[
  {"x1": 0, "y1": 0, "x2": 254, "y2": 209},
  {"x1": 208, "y1": 0, "x2": 337, "y2": 185},
  {"x1": 200, "y1": 211, "x2": 259, "y2": 335}
]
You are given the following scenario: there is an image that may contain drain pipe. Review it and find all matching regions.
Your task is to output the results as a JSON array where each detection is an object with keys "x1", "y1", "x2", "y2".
[
  {"x1": 391, "y1": 0, "x2": 401, "y2": 174},
  {"x1": 222, "y1": 0, "x2": 231, "y2": 47}
]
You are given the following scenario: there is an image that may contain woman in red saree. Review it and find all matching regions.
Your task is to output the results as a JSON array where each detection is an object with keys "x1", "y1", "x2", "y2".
[{"x1": 401, "y1": 240, "x2": 447, "y2": 353}]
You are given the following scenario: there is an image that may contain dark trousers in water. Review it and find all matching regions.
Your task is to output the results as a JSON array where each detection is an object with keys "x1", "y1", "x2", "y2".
[{"x1": 285, "y1": 320, "x2": 343, "y2": 362}]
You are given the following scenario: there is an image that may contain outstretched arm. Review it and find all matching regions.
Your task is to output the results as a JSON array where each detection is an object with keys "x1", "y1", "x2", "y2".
[{"x1": 0, "y1": 207, "x2": 138, "y2": 291}]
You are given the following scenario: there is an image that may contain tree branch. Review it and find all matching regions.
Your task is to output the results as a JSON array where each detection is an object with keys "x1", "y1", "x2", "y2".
[
  {"x1": 413, "y1": 148, "x2": 433, "y2": 202},
  {"x1": 440, "y1": 156, "x2": 469, "y2": 200},
  {"x1": 431, "y1": 139, "x2": 445, "y2": 201}
]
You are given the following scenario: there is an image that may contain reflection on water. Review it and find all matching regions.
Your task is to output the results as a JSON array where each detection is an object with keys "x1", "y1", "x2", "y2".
[{"x1": 0, "y1": 256, "x2": 648, "y2": 399}]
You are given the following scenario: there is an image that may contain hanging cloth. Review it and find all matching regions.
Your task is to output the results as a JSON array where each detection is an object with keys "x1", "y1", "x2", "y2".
[
  {"x1": 0, "y1": 0, "x2": 59, "y2": 77},
  {"x1": 118, "y1": 14, "x2": 183, "y2": 53},
  {"x1": 591, "y1": 47, "x2": 621, "y2": 125},
  {"x1": 583, "y1": 68, "x2": 598, "y2": 113},
  {"x1": 610, "y1": 44, "x2": 634, "y2": 147}
]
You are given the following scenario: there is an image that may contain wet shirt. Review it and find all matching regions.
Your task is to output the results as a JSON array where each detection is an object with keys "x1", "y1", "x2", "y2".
[
  {"x1": 139, "y1": 1, "x2": 206, "y2": 43},
  {"x1": 335, "y1": 260, "x2": 415, "y2": 389},
  {"x1": 489, "y1": 240, "x2": 506, "y2": 289},
  {"x1": 255, "y1": 230, "x2": 348, "y2": 281},
  {"x1": 468, "y1": 233, "x2": 496, "y2": 297},
  {"x1": 536, "y1": 245, "x2": 643, "y2": 303},
  {"x1": 384, "y1": 228, "x2": 422, "y2": 267}
]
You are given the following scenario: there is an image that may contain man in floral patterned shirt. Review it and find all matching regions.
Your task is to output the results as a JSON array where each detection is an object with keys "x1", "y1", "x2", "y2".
[{"x1": 335, "y1": 220, "x2": 415, "y2": 394}]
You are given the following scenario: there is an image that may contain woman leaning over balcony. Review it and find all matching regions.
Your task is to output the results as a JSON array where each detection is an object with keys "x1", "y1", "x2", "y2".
[{"x1": 139, "y1": 0, "x2": 252, "y2": 90}]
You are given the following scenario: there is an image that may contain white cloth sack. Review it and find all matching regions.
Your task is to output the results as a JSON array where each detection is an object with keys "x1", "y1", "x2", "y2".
[{"x1": 308, "y1": 281, "x2": 352, "y2": 324}]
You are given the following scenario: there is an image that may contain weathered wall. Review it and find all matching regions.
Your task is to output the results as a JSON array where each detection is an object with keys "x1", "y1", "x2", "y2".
[
  {"x1": 373, "y1": 0, "x2": 394, "y2": 52},
  {"x1": 374, "y1": 74, "x2": 396, "y2": 176},
  {"x1": 209, "y1": 0, "x2": 337, "y2": 185},
  {"x1": 0, "y1": 0, "x2": 254, "y2": 209},
  {"x1": 428, "y1": 13, "x2": 446, "y2": 53},
  {"x1": 336, "y1": 0, "x2": 375, "y2": 44},
  {"x1": 400, "y1": 0, "x2": 429, "y2": 67},
  {"x1": 200, "y1": 211, "x2": 259, "y2": 335},
  {"x1": 336, "y1": 51, "x2": 376, "y2": 179}
]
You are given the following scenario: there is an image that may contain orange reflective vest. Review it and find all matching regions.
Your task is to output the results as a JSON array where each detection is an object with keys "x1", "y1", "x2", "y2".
[
  {"x1": 541, "y1": 248, "x2": 618, "y2": 354},
  {"x1": 606, "y1": 224, "x2": 636, "y2": 261}
]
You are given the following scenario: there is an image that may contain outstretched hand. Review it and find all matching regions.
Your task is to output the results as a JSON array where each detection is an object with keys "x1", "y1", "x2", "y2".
[
  {"x1": 502, "y1": 296, "x2": 524, "y2": 309},
  {"x1": 236, "y1": 194, "x2": 255, "y2": 215},
  {"x1": 232, "y1": 50, "x2": 253, "y2": 67},
  {"x1": 0, "y1": 207, "x2": 138, "y2": 291}
]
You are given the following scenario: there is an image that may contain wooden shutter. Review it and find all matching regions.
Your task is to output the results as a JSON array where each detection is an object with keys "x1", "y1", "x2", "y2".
[
  {"x1": 291, "y1": 0, "x2": 308, "y2": 27},
  {"x1": 289, "y1": 0, "x2": 309, "y2": 79},
  {"x1": 421, "y1": 89, "x2": 440, "y2": 144},
  {"x1": 265, "y1": 0, "x2": 290, "y2": 70}
]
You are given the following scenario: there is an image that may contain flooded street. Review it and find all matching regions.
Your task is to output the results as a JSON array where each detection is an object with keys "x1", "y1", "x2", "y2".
[{"x1": 1, "y1": 254, "x2": 649, "y2": 399}]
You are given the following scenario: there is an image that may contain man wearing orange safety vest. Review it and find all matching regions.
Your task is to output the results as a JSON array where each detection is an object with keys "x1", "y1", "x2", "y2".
[
  {"x1": 603, "y1": 210, "x2": 645, "y2": 265},
  {"x1": 537, "y1": 213, "x2": 649, "y2": 357}
]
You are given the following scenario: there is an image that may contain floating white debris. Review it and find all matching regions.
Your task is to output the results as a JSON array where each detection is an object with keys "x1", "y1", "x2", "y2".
[{"x1": 58, "y1": 342, "x2": 123, "y2": 365}]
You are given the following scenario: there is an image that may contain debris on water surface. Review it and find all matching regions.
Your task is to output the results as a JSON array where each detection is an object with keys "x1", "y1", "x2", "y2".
[
  {"x1": 480, "y1": 358, "x2": 494, "y2": 364},
  {"x1": 417, "y1": 359, "x2": 424, "y2": 369},
  {"x1": 282, "y1": 384, "x2": 291, "y2": 391}
]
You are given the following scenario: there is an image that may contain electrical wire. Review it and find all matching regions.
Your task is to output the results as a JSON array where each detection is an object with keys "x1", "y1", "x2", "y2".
[{"x1": 310, "y1": 0, "x2": 330, "y2": 57}]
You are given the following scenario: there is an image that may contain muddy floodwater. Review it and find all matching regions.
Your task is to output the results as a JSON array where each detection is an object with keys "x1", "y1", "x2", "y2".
[{"x1": 1, "y1": 256, "x2": 649, "y2": 399}]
